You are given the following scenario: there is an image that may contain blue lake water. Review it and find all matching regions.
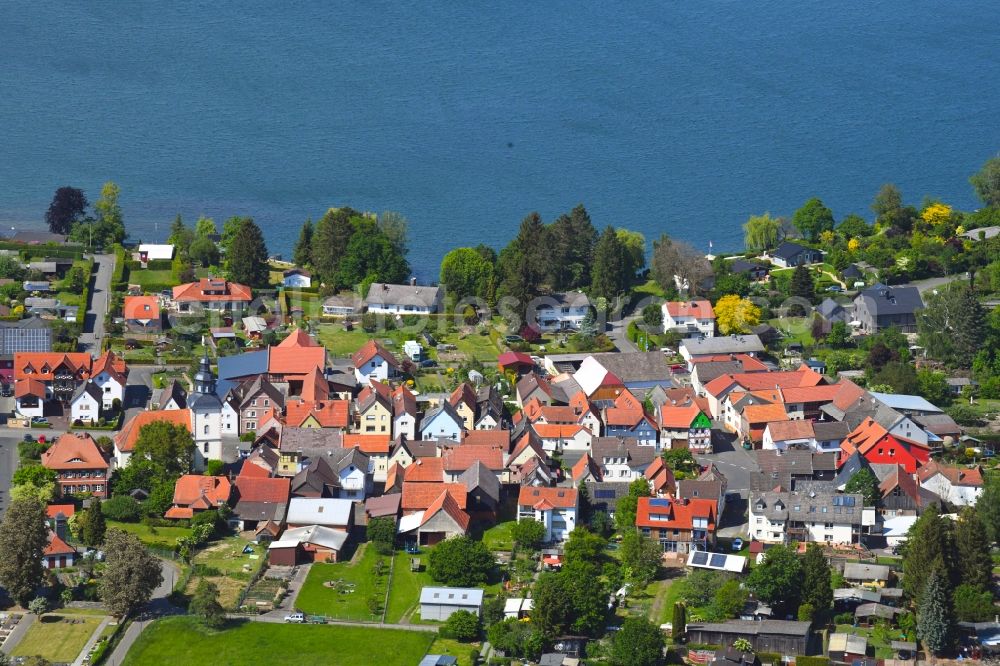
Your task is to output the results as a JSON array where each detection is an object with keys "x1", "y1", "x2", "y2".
[{"x1": 1, "y1": 2, "x2": 998, "y2": 280}]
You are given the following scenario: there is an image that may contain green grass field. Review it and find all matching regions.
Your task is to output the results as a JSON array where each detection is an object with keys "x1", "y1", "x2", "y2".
[
  {"x1": 385, "y1": 551, "x2": 435, "y2": 623},
  {"x1": 122, "y1": 617, "x2": 436, "y2": 666},
  {"x1": 427, "y1": 637, "x2": 479, "y2": 666},
  {"x1": 187, "y1": 535, "x2": 265, "y2": 608},
  {"x1": 107, "y1": 521, "x2": 192, "y2": 551},
  {"x1": 12, "y1": 614, "x2": 103, "y2": 663},
  {"x1": 295, "y1": 544, "x2": 391, "y2": 620},
  {"x1": 129, "y1": 268, "x2": 175, "y2": 290},
  {"x1": 480, "y1": 521, "x2": 515, "y2": 551}
]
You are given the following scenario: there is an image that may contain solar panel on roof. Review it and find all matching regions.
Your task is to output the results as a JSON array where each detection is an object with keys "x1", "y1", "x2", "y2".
[
  {"x1": 710, "y1": 554, "x2": 727, "y2": 568},
  {"x1": 594, "y1": 490, "x2": 616, "y2": 499},
  {"x1": 691, "y1": 551, "x2": 709, "y2": 565},
  {"x1": 649, "y1": 498, "x2": 671, "y2": 507}
]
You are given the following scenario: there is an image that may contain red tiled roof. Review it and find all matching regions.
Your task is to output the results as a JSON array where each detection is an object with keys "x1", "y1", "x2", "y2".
[
  {"x1": 691, "y1": 354, "x2": 768, "y2": 372},
  {"x1": 392, "y1": 384, "x2": 417, "y2": 417},
  {"x1": 172, "y1": 278, "x2": 252, "y2": 303},
  {"x1": 743, "y1": 403, "x2": 789, "y2": 425},
  {"x1": 344, "y1": 433, "x2": 392, "y2": 455},
  {"x1": 442, "y1": 445, "x2": 504, "y2": 472},
  {"x1": 299, "y1": 367, "x2": 330, "y2": 403},
  {"x1": 91, "y1": 350, "x2": 127, "y2": 384},
  {"x1": 659, "y1": 404, "x2": 704, "y2": 429},
  {"x1": 42, "y1": 433, "x2": 108, "y2": 471},
  {"x1": 165, "y1": 507, "x2": 195, "y2": 519},
  {"x1": 123, "y1": 295, "x2": 160, "y2": 321},
  {"x1": 765, "y1": 419, "x2": 816, "y2": 441},
  {"x1": 235, "y1": 476, "x2": 290, "y2": 503},
  {"x1": 532, "y1": 423, "x2": 586, "y2": 439},
  {"x1": 780, "y1": 384, "x2": 844, "y2": 404},
  {"x1": 916, "y1": 460, "x2": 984, "y2": 487},
  {"x1": 268, "y1": 342, "x2": 326, "y2": 377},
  {"x1": 401, "y1": 481, "x2": 467, "y2": 511},
  {"x1": 461, "y1": 429, "x2": 511, "y2": 453},
  {"x1": 497, "y1": 351, "x2": 533, "y2": 368},
  {"x1": 114, "y1": 409, "x2": 192, "y2": 453},
  {"x1": 44, "y1": 531, "x2": 76, "y2": 557},
  {"x1": 15, "y1": 377, "x2": 45, "y2": 398},
  {"x1": 278, "y1": 328, "x2": 320, "y2": 348},
  {"x1": 449, "y1": 383, "x2": 477, "y2": 411},
  {"x1": 703, "y1": 368, "x2": 825, "y2": 398},
  {"x1": 238, "y1": 460, "x2": 272, "y2": 478},
  {"x1": 664, "y1": 300, "x2": 715, "y2": 319},
  {"x1": 284, "y1": 400, "x2": 349, "y2": 428},
  {"x1": 45, "y1": 504, "x2": 75, "y2": 519},
  {"x1": 571, "y1": 453, "x2": 602, "y2": 482},
  {"x1": 421, "y1": 490, "x2": 470, "y2": 532},
  {"x1": 645, "y1": 457, "x2": 676, "y2": 495},
  {"x1": 172, "y1": 474, "x2": 232, "y2": 508},
  {"x1": 351, "y1": 339, "x2": 400, "y2": 370},
  {"x1": 517, "y1": 486, "x2": 578, "y2": 509},
  {"x1": 14, "y1": 352, "x2": 94, "y2": 382},
  {"x1": 635, "y1": 496, "x2": 717, "y2": 531},
  {"x1": 404, "y1": 458, "x2": 445, "y2": 482}
]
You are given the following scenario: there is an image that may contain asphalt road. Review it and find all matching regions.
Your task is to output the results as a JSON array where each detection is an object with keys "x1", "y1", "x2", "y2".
[
  {"x1": 0, "y1": 434, "x2": 21, "y2": 518},
  {"x1": 79, "y1": 253, "x2": 114, "y2": 355}
]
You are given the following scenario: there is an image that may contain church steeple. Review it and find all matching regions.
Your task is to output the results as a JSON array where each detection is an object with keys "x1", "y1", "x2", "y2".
[{"x1": 193, "y1": 353, "x2": 216, "y2": 395}]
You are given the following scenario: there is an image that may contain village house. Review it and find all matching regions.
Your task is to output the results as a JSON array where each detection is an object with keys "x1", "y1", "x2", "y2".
[
  {"x1": 172, "y1": 277, "x2": 253, "y2": 312},
  {"x1": 113, "y1": 409, "x2": 193, "y2": 469},
  {"x1": 531, "y1": 423, "x2": 592, "y2": 454},
  {"x1": 839, "y1": 416, "x2": 931, "y2": 474},
  {"x1": 517, "y1": 486, "x2": 578, "y2": 543},
  {"x1": 662, "y1": 299, "x2": 716, "y2": 338},
  {"x1": 917, "y1": 461, "x2": 984, "y2": 506},
  {"x1": 685, "y1": 620, "x2": 813, "y2": 656},
  {"x1": 352, "y1": 339, "x2": 401, "y2": 385},
  {"x1": 355, "y1": 381, "x2": 393, "y2": 434},
  {"x1": 41, "y1": 433, "x2": 109, "y2": 498},
  {"x1": 69, "y1": 382, "x2": 104, "y2": 424},
  {"x1": 285, "y1": 497, "x2": 354, "y2": 530},
  {"x1": 321, "y1": 293, "x2": 362, "y2": 316},
  {"x1": 164, "y1": 474, "x2": 233, "y2": 519},
  {"x1": 136, "y1": 243, "x2": 175, "y2": 264},
  {"x1": 659, "y1": 403, "x2": 713, "y2": 453},
  {"x1": 123, "y1": 295, "x2": 162, "y2": 333},
  {"x1": 392, "y1": 384, "x2": 419, "y2": 439},
  {"x1": 749, "y1": 489, "x2": 865, "y2": 545},
  {"x1": 590, "y1": 436, "x2": 656, "y2": 482},
  {"x1": 680, "y1": 335, "x2": 765, "y2": 368},
  {"x1": 635, "y1": 496, "x2": 717, "y2": 554},
  {"x1": 398, "y1": 489, "x2": 471, "y2": 546},
  {"x1": 420, "y1": 401, "x2": 465, "y2": 442},
  {"x1": 531, "y1": 291, "x2": 591, "y2": 331},
  {"x1": 13, "y1": 350, "x2": 127, "y2": 418},
  {"x1": 852, "y1": 284, "x2": 924, "y2": 335},
  {"x1": 268, "y1": 524, "x2": 348, "y2": 565},
  {"x1": 766, "y1": 241, "x2": 822, "y2": 268},
  {"x1": 230, "y1": 473, "x2": 291, "y2": 533},
  {"x1": 365, "y1": 282, "x2": 443, "y2": 314},
  {"x1": 282, "y1": 268, "x2": 312, "y2": 288}
]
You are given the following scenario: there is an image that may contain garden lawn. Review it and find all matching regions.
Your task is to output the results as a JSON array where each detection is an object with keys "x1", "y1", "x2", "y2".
[
  {"x1": 186, "y1": 535, "x2": 265, "y2": 608},
  {"x1": 835, "y1": 624, "x2": 904, "y2": 659},
  {"x1": 428, "y1": 637, "x2": 480, "y2": 666},
  {"x1": 12, "y1": 614, "x2": 103, "y2": 663},
  {"x1": 314, "y1": 323, "x2": 378, "y2": 357},
  {"x1": 106, "y1": 521, "x2": 193, "y2": 551},
  {"x1": 767, "y1": 316, "x2": 815, "y2": 347},
  {"x1": 129, "y1": 268, "x2": 175, "y2": 290},
  {"x1": 295, "y1": 544, "x2": 391, "y2": 620},
  {"x1": 386, "y1": 551, "x2": 435, "y2": 623},
  {"x1": 480, "y1": 521, "x2": 515, "y2": 551},
  {"x1": 122, "y1": 616, "x2": 436, "y2": 666}
]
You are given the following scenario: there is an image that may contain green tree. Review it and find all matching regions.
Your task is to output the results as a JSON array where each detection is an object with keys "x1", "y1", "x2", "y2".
[
  {"x1": 440, "y1": 247, "x2": 495, "y2": 301},
  {"x1": 978, "y1": 474, "x2": 1000, "y2": 545},
  {"x1": 733, "y1": 638, "x2": 753, "y2": 653},
  {"x1": 99, "y1": 529, "x2": 163, "y2": 618},
  {"x1": 547, "y1": 205, "x2": 597, "y2": 290},
  {"x1": 917, "y1": 285, "x2": 985, "y2": 368},
  {"x1": 168, "y1": 214, "x2": 194, "y2": 256},
  {"x1": 12, "y1": 464, "x2": 57, "y2": 488},
  {"x1": 651, "y1": 234, "x2": 712, "y2": 296},
  {"x1": 92, "y1": 181, "x2": 126, "y2": 247},
  {"x1": 797, "y1": 602, "x2": 815, "y2": 623},
  {"x1": 428, "y1": 536, "x2": 493, "y2": 586},
  {"x1": 952, "y1": 583, "x2": 995, "y2": 622},
  {"x1": 872, "y1": 184, "x2": 903, "y2": 224},
  {"x1": 917, "y1": 568, "x2": 953, "y2": 655},
  {"x1": 916, "y1": 369, "x2": 950, "y2": 406},
  {"x1": 954, "y1": 506, "x2": 993, "y2": 591},
  {"x1": 620, "y1": 530, "x2": 661, "y2": 589},
  {"x1": 746, "y1": 544, "x2": 802, "y2": 615},
  {"x1": 511, "y1": 519, "x2": 546, "y2": 550},
  {"x1": 292, "y1": 218, "x2": 313, "y2": 267},
  {"x1": 45, "y1": 186, "x2": 88, "y2": 235},
  {"x1": 592, "y1": 226, "x2": 629, "y2": 301},
  {"x1": 0, "y1": 498, "x2": 49, "y2": 606},
  {"x1": 194, "y1": 216, "x2": 217, "y2": 238},
  {"x1": 133, "y1": 421, "x2": 194, "y2": 477},
  {"x1": 367, "y1": 516, "x2": 396, "y2": 555},
  {"x1": 497, "y1": 212, "x2": 549, "y2": 318},
  {"x1": 227, "y1": 218, "x2": 270, "y2": 287},
  {"x1": 743, "y1": 213, "x2": 783, "y2": 252},
  {"x1": 837, "y1": 213, "x2": 871, "y2": 239},
  {"x1": 610, "y1": 617, "x2": 665, "y2": 666},
  {"x1": 711, "y1": 579, "x2": 748, "y2": 620},
  {"x1": 844, "y1": 467, "x2": 880, "y2": 505},
  {"x1": 532, "y1": 562, "x2": 606, "y2": 637},
  {"x1": 219, "y1": 215, "x2": 250, "y2": 257},
  {"x1": 311, "y1": 207, "x2": 359, "y2": 284},
  {"x1": 335, "y1": 220, "x2": 410, "y2": 289},
  {"x1": 615, "y1": 479, "x2": 651, "y2": 533},
  {"x1": 101, "y1": 495, "x2": 142, "y2": 522},
  {"x1": 792, "y1": 198, "x2": 835, "y2": 242},
  {"x1": 970, "y1": 155, "x2": 1000, "y2": 208},
  {"x1": 563, "y1": 527, "x2": 607, "y2": 566},
  {"x1": 442, "y1": 609, "x2": 481, "y2": 641},
  {"x1": 189, "y1": 579, "x2": 226, "y2": 628},
  {"x1": 642, "y1": 303, "x2": 663, "y2": 328},
  {"x1": 672, "y1": 602, "x2": 687, "y2": 637},
  {"x1": 617, "y1": 228, "x2": 646, "y2": 283},
  {"x1": 800, "y1": 544, "x2": 832, "y2": 621},
  {"x1": 188, "y1": 235, "x2": 219, "y2": 267},
  {"x1": 790, "y1": 263, "x2": 815, "y2": 301},
  {"x1": 80, "y1": 500, "x2": 106, "y2": 547},
  {"x1": 871, "y1": 361, "x2": 919, "y2": 396},
  {"x1": 826, "y1": 321, "x2": 850, "y2": 348},
  {"x1": 377, "y1": 210, "x2": 409, "y2": 256},
  {"x1": 903, "y1": 506, "x2": 956, "y2": 603}
]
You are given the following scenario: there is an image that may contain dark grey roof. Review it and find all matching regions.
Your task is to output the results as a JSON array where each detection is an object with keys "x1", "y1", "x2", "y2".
[
  {"x1": 10, "y1": 230, "x2": 67, "y2": 244},
  {"x1": 234, "y1": 375, "x2": 285, "y2": 411},
  {"x1": 365, "y1": 493, "x2": 401, "y2": 518},
  {"x1": 232, "y1": 500, "x2": 287, "y2": 523},
  {"x1": 842, "y1": 264, "x2": 863, "y2": 279},
  {"x1": 391, "y1": 436, "x2": 440, "y2": 460},
  {"x1": 217, "y1": 349, "x2": 269, "y2": 380},
  {"x1": 751, "y1": 489, "x2": 863, "y2": 525},
  {"x1": 158, "y1": 379, "x2": 187, "y2": 409},
  {"x1": 584, "y1": 481, "x2": 629, "y2": 512},
  {"x1": 681, "y1": 335, "x2": 764, "y2": 356},
  {"x1": 817, "y1": 298, "x2": 847, "y2": 320},
  {"x1": 291, "y1": 457, "x2": 340, "y2": 496},
  {"x1": 812, "y1": 420, "x2": 851, "y2": 441},
  {"x1": 72, "y1": 381, "x2": 103, "y2": 404},
  {"x1": 677, "y1": 479, "x2": 724, "y2": 503},
  {"x1": 458, "y1": 461, "x2": 501, "y2": 504},
  {"x1": 771, "y1": 241, "x2": 813, "y2": 261},
  {"x1": 693, "y1": 361, "x2": 746, "y2": 385},
  {"x1": 364, "y1": 282, "x2": 441, "y2": 308},
  {"x1": 730, "y1": 259, "x2": 768, "y2": 274},
  {"x1": 833, "y1": 450, "x2": 870, "y2": 488},
  {"x1": 589, "y1": 352, "x2": 673, "y2": 383},
  {"x1": 687, "y1": 619, "x2": 811, "y2": 637},
  {"x1": 911, "y1": 413, "x2": 961, "y2": 436},
  {"x1": 539, "y1": 291, "x2": 591, "y2": 308},
  {"x1": 590, "y1": 437, "x2": 656, "y2": 468},
  {"x1": 854, "y1": 284, "x2": 923, "y2": 317},
  {"x1": 187, "y1": 389, "x2": 222, "y2": 413},
  {"x1": 280, "y1": 428, "x2": 343, "y2": 458}
]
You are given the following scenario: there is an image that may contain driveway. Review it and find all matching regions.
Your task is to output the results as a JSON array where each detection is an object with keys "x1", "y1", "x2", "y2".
[
  {"x1": 607, "y1": 315, "x2": 639, "y2": 353},
  {"x1": 909, "y1": 273, "x2": 969, "y2": 294},
  {"x1": 0, "y1": 434, "x2": 21, "y2": 518},
  {"x1": 79, "y1": 253, "x2": 114, "y2": 355}
]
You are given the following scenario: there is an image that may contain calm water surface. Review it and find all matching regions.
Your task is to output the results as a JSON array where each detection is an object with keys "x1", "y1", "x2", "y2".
[{"x1": 1, "y1": 2, "x2": 998, "y2": 278}]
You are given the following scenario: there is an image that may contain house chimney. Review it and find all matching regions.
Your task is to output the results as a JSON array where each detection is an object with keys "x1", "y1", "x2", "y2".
[
  {"x1": 410, "y1": 277, "x2": 417, "y2": 286},
  {"x1": 54, "y1": 512, "x2": 68, "y2": 541}
]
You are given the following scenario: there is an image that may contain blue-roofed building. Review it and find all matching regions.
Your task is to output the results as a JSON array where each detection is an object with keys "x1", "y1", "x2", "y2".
[
  {"x1": 418, "y1": 656, "x2": 458, "y2": 666},
  {"x1": 870, "y1": 392, "x2": 943, "y2": 416},
  {"x1": 217, "y1": 349, "x2": 269, "y2": 381}
]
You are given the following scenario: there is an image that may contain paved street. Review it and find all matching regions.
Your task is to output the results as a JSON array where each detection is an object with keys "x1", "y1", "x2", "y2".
[
  {"x1": 0, "y1": 434, "x2": 21, "y2": 519},
  {"x1": 696, "y1": 429, "x2": 758, "y2": 493},
  {"x1": 104, "y1": 559, "x2": 181, "y2": 666},
  {"x1": 79, "y1": 253, "x2": 114, "y2": 355}
]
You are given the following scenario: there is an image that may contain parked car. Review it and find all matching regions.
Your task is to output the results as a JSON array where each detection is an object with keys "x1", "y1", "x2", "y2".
[
  {"x1": 419, "y1": 359, "x2": 437, "y2": 368},
  {"x1": 31, "y1": 417, "x2": 48, "y2": 424},
  {"x1": 504, "y1": 335, "x2": 524, "y2": 343},
  {"x1": 22, "y1": 434, "x2": 35, "y2": 443},
  {"x1": 284, "y1": 612, "x2": 305, "y2": 623},
  {"x1": 825, "y1": 285, "x2": 843, "y2": 292}
]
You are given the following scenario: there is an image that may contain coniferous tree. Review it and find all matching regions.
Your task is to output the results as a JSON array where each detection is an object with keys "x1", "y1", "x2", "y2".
[
  {"x1": 81, "y1": 500, "x2": 106, "y2": 547},
  {"x1": 311, "y1": 208, "x2": 359, "y2": 285},
  {"x1": 168, "y1": 214, "x2": 194, "y2": 257},
  {"x1": 227, "y1": 218, "x2": 269, "y2": 287},
  {"x1": 190, "y1": 579, "x2": 226, "y2": 629},
  {"x1": 903, "y1": 506, "x2": 956, "y2": 603},
  {"x1": 954, "y1": 506, "x2": 993, "y2": 591},
  {"x1": 673, "y1": 602, "x2": 687, "y2": 638},
  {"x1": 917, "y1": 567, "x2": 954, "y2": 655},
  {"x1": 591, "y1": 226, "x2": 628, "y2": 302},
  {"x1": 800, "y1": 544, "x2": 832, "y2": 621},
  {"x1": 978, "y1": 474, "x2": 1000, "y2": 546},
  {"x1": 547, "y1": 205, "x2": 597, "y2": 290},
  {"x1": 790, "y1": 263, "x2": 815, "y2": 301},
  {"x1": 293, "y1": 218, "x2": 313, "y2": 267},
  {"x1": 497, "y1": 213, "x2": 548, "y2": 318}
]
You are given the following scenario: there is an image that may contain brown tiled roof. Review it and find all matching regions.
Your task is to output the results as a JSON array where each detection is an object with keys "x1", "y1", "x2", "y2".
[
  {"x1": 115, "y1": 410, "x2": 192, "y2": 453},
  {"x1": 421, "y1": 490, "x2": 470, "y2": 531},
  {"x1": 403, "y1": 457, "x2": 445, "y2": 482},
  {"x1": 517, "y1": 486, "x2": 578, "y2": 509},
  {"x1": 42, "y1": 433, "x2": 108, "y2": 470},
  {"x1": 401, "y1": 482, "x2": 467, "y2": 511}
]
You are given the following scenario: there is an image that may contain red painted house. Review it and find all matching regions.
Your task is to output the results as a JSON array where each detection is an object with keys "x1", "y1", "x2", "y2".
[{"x1": 839, "y1": 417, "x2": 930, "y2": 474}]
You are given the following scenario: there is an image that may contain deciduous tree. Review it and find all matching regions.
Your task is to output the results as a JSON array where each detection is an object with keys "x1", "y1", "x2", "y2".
[
  {"x1": 837, "y1": 213, "x2": 870, "y2": 239},
  {"x1": 970, "y1": 155, "x2": 1000, "y2": 208},
  {"x1": 0, "y1": 498, "x2": 49, "y2": 606},
  {"x1": 743, "y1": 213, "x2": 783, "y2": 252},
  {"x1": 367, "y1": 516, "x2": 397, "y2": 555},
  {"x1": 428, "y1": 536, "x2": 493, "y2": 586},
  {"x1": 133, "y1": 421, "x2": 194, "y2": 477},
  {"x1": 651, "y1": 234, "x2": 712, "y2": 296},
  {"x1": 714, "y1": 295, "x2": 761, "y2": 335},
  {"x1": 442, "y1": 609, "x2": 480, "y2": 641},
  {"x1": 440, "y1": 247, "x2": 495, "y2": 301},
  {"x1": 45, "y1": 186, "x2": 88, "y2": 235},
  {"x1": 610, "y1": 617, "x2": 665, "y2": 666},
  {"x1": 99, "y1": 529, "x2": 163, "y2": 618},
  {"x1": 844, "y1": 467, "x2": 880, "y2": 505},
  {"x1": 792, "y1": 198, "x2": 834, "y2": 242},
  {"x1": 620, "y1": 530, "x2": 661, "y2": 589},
  {"x1": 746, "y1": 544, "x2": 802, "y2": 615},
  {"x1": 190, "y1": 579, "x2": 226, "y2": 628},
  {"x1": 511, "y1": 518, "x2": 546, "y2": 550},
  {"x1": 194, "y1": 216, "x2": 217, "y2": 238}
]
